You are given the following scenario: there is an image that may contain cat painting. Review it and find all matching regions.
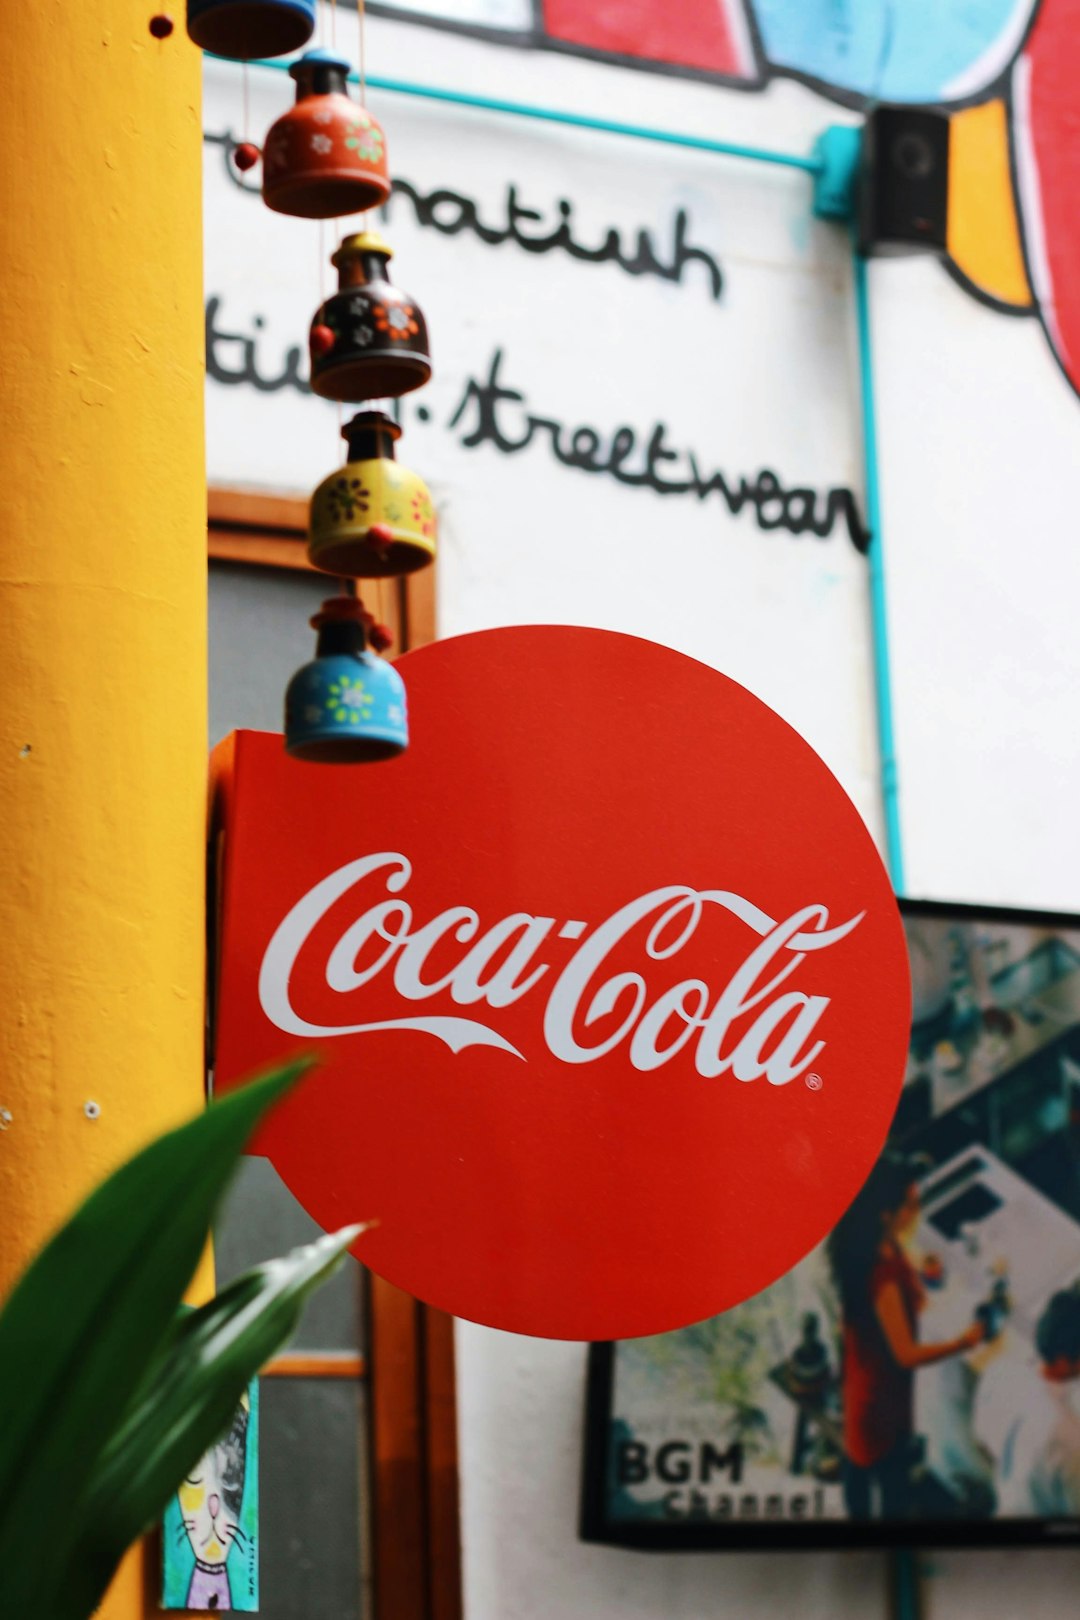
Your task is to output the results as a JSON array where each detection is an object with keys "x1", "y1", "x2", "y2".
[{"x1": 162, "y1": 1383, "x2": 259, "y2": 1612}]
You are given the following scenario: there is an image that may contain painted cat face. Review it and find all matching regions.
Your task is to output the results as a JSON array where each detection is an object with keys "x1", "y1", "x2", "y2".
[{"x1": 178, "y1": 1396, "x2": 250, "y2": 1569}]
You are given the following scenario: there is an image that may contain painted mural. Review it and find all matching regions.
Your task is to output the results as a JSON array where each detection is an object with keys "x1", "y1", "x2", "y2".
[
  {"x1": 162, "y1": 1384, "x2": 259, "y2": 1611},
  {"x1": 369, "y1": 0, "x2": 1080, "y2": 401}
]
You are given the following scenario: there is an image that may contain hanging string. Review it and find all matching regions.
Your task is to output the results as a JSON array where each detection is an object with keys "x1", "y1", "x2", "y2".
[
  {"x1": 242, "y1": 61, "x2": 250, "y2": 141},
  {"x1": 358, "y1": 0, "x2": 367, "y2": 106},
  {"x1": 330, "y1": 0, "x2": 337, "y2": 48}
]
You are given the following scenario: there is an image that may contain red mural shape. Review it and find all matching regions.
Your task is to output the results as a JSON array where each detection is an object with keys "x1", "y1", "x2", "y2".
[
  {"x1": 542, "y1": 0, "x2": 758, "y2": 80},
  {"x1": 1016, "y1": 0, "x2": 1080, "y2": 397}
]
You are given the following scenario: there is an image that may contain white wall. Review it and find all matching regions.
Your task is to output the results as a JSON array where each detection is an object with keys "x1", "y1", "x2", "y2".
[{"x1": 204, "y1": 9, "x2": 1080, "y2": 1615}]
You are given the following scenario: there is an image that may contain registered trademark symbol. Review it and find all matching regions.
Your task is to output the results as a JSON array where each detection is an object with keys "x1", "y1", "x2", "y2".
[{"x1": 805, "y1": 1073, "x2": 823, "y2": 1091}]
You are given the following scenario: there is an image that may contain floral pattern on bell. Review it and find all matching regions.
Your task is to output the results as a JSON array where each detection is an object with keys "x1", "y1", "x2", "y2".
[
  {"x1": 410, "y1": 489, "x2": 436, "y2": 538},
  {"x1": 344, "y1": 119, "x2": 384, "y2": 163},
  {"x1": 327, "y1": 673, "x2": 375, "y2": 722},
  {"x1": 372, "y1": 300, "x2": 420, "y2": 342},
  {"x1": 285, "y1": 650, "x2": 408, "y2": 763},
  {"x1": 325, "y1": 476, "x2": 371, "y2": 523}
]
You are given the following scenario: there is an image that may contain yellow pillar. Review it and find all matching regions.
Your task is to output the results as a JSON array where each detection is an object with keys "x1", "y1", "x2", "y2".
[{"x1": 0, "y1": 4, "x2": 208, "y2": 1614}]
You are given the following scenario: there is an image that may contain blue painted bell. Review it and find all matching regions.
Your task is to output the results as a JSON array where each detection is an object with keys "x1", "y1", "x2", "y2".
[
  {"x1": 310, "y1": 232, "x2": 432, "y2": 402},
  {"x1": 186, "y1": 0, "x2": 315, "y2": 59},
  {"x1": 285, "y1": 598, "x2": 408, "y2": 764}
]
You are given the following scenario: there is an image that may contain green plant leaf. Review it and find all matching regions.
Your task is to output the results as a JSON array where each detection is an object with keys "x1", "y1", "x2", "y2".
[
  {"x1": 57, "y1": 1223, "x2": 363, "y2": 1620},
  {"x1": 0, "y1": 1056, "x2": 315, "y2": 1611}
]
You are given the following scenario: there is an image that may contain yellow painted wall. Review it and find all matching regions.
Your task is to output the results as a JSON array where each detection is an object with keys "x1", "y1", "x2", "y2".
[{"x1": 0, "y1": 3, "x2": 209, "y2": 1613}]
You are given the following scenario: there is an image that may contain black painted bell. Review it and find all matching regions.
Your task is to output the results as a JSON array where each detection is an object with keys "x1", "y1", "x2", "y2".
[
  {"x1": 309, "y1": 232, "x2": 432, "y2": 402},
  {"x1": 186, "y1": 0, "x2": 315, "y2": 58}
]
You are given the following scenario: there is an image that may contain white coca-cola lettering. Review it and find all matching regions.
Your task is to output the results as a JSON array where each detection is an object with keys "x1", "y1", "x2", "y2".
[{"x1": 257, "y1": 853, "x2": 865, "y2": 1080}]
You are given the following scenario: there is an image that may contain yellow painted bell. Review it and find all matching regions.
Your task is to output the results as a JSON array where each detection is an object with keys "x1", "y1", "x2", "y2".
[{"x1": 308, "y1": 411, "x2": 437, "y2": 579}]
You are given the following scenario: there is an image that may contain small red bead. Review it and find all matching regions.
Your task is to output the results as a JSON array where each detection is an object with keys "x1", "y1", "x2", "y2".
[
  {"x1": 148, "y1": 13, "x2": 174, "y2": 37},
  {"x1": 367, "y1": 524, "x2": 394, "y2": 551},
  {"x1": 369, "y1": 623, "x2": 394, "y2": 653},
  {"x1": 310, "y1": 323, "x2": 336, "y2": 358},
  {"x1": 233, "y1": 142, "x2": 261, "y2": 173}
]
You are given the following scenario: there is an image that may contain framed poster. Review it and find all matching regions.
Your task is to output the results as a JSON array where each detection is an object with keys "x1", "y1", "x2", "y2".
[{"x1": 582, "y1": 899, "x2": 1080, "y2": 1549}]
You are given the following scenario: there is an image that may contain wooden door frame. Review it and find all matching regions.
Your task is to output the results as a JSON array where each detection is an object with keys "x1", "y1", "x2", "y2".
[{"x1": 209, "y1": 486, "x2": 457, "y2": 1620}]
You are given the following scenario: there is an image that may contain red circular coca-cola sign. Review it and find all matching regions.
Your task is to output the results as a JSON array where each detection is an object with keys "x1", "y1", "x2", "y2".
[{"x1": 213, "y1": 626, "x2": 910, "y2": 1340}]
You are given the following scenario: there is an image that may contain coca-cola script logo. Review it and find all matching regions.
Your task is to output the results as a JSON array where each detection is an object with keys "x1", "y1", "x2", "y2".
[
  {"x1": 260, "y1": 855, "x2": 864, "y2": 1084},
  {"x1": 214, "y1": 627, "x2": 910, "y2": 1340}
]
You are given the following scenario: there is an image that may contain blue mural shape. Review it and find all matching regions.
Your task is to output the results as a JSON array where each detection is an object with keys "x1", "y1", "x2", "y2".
[{"x1": 754, "y1": 0, "x2": 1036, "y2": 103}]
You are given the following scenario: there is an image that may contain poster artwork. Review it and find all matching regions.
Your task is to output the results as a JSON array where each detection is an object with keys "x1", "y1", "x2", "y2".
[
  {"x1": 583, "y1": 904, "x2": 1080, "y2": 1548},
  {"x1": 162, "y1": 1383, "x2": 259, "y2": 1611}
]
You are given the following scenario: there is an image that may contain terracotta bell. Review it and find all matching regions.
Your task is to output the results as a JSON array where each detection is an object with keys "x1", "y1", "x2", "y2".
[
  {"x1": 262, "y1": 51, "x2": 390, "y2": 219},
  {"x1": 285, "y1": 598, "x2": 408, "y2": 763},
  {"x1": 186, "y1": 0, "x2": 315, "y2": 58},
  {"x1": 309, "y1": 411, "x2": 437, "y2": 578},
  {"x1": 310, "y1": 232, "x2": 432, "y2": 402}
]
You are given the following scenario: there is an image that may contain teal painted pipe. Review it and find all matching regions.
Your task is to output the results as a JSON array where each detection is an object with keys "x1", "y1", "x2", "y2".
[
  {"x1": 890, "y1": 1549, "x2": 921, "y2": 1620},
  {"x1": 853, "y1": 248, "x2": 907, "y2": 896},
  {"x1": 226, "y1": 54, "x2": 821, "y2": 174}
]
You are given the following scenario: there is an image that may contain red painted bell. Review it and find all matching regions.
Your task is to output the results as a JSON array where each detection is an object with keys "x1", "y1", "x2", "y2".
[
  {"x1": 262, "y1": 50, "x2": 390, "y2": 220},
  {"x1": 309, "y1": 232, "x2": 432, "y2": 402}
]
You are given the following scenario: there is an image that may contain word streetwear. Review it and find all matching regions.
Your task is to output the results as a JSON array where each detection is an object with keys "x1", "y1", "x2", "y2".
[
  {"x1": 450, "y1": 351, "x2": 871, "y2": 553},
  {"x1": 258, "y1": 852, "x2": 867, "y2": 1085}
]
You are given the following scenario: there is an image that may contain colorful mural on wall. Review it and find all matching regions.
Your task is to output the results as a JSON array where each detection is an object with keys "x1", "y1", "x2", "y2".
[
  {"x1": 370, "y1": 0, "x2": 1080, "y2": 401},
  {"x1": 162, "y1": 1384, "x2": 259, "y2": 1611}
]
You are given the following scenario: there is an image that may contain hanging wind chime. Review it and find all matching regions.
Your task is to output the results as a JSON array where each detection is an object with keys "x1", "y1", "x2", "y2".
[
  {"x1": 208, "y1": 0, "x2": 436, "y2": 762},
  {"x1": 189, "y1": 0, "x2": 436, "y2": 761}
]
